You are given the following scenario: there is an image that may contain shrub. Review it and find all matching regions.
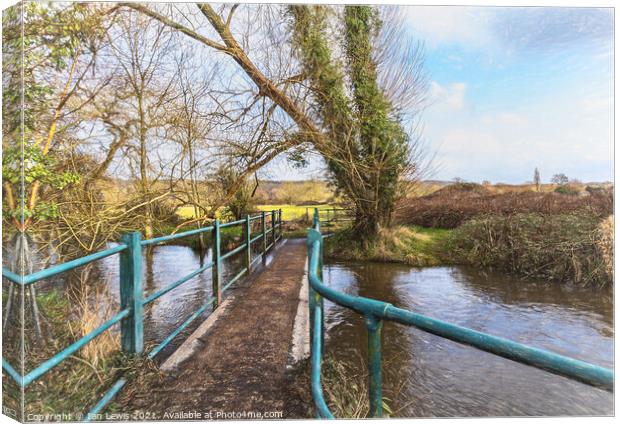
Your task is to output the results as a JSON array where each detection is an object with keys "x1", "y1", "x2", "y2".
[
  {"x1": 596, "y1": 215, "x2": 614, "y2": 280},
  {"x1": 395, "y1": 185, "x2": 612, "y2": 228},
  {"x1": 554, "y1": 184, "x2": 580, "y2": 195},
  {"x1": 448, "y1": 213, "x2": 613, "y2": 287}
]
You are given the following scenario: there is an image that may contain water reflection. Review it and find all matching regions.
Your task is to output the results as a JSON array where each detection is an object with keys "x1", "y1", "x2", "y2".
[
  {"x1": 322, "y1": 261, "x2": 614, "y2": 417},
  {"x1": 95, "y1": 242, "x2": 269, "y2": 353}
]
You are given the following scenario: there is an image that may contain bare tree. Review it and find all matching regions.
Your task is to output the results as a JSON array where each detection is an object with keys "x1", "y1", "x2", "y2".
[
  {"x1": 125, "y1": 3, "x2": 428, "y2": 239},
  {"x1": 107, "y1": 11, "x2": 179, "y2": 238}
]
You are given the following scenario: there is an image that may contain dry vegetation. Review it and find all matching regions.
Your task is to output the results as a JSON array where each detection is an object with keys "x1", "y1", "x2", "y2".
[
  {"x1": 324, "y1": 182, "x2": 614, "y2": 288},
  {"x1": 394, "y1": 182, "x2": 612, "y2": 229},
  {"x1": 449, "y1": 213, "x2": 613, "y2": 287},
  {"x1": 596, "y1": 215, "x2": 614, "y2": 281}
]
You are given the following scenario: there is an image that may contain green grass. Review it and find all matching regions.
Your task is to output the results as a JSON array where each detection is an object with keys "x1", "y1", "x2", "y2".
[
  {"x1": 325, "y1": 225, "x2": 452, "y2": 266},
  {"x1": 176, "y1": 204, "x2": 338, "y2": 222},
  {"x1": 255, "y1": 204, "x2": 338, "y2": 221},
  {"x1": 176, "y1": 206, "x2": 223, "y2": 219}
]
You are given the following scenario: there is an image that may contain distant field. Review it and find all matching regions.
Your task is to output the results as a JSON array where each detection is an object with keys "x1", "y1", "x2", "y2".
[{"x1": 176, "y1": 204, "x2": 338, "y2": 221}]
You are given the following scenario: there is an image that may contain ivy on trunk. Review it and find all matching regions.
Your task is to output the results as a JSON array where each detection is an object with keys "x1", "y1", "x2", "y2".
[{"x1": 290, "y1": 5, "x2": 409, "y2": 240}]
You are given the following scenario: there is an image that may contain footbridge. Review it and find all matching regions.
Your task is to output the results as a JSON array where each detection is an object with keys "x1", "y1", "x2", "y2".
[{"x1": 2, "y1": 209, "x2": 613, "y2": 420}]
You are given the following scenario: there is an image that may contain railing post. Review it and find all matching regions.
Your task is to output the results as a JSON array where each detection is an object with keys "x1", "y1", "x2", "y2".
[
  {"x1": 312, "y1": 208, "x2": 319, "y2": 230},
  {"x1": 212, "y1": 219, "x2": 222, "y2": 308},
  {"x1": 309, "y1": 210, "x2": 325, "y2": 358},
  {"x1": 307, "y1": 226, "x2": 319, "y2": 354},
  {"x1": 119, "y1": 232, "x2": 143, "y2": 354},
  {"x1": 318, "y1": 224, "x2": 325, "y2": 356},
  {"x1": 245, "y1": 214, "x2": 251, "y2": 273},
  {"x1": 261, "y1": 211, "x2": 267, "y2": 263},
  {"x1": 271, "y1": 209, "x2": 276, "y2": 247},
  {"x1": 365, "y1": 315, "x2": 383, "y2": 417},
  {"x1": 278, "y1": 208, "x2": 282, "y2": 241}
]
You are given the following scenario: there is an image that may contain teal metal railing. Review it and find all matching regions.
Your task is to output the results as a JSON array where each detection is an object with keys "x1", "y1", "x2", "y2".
[
  {"x1": 1, "y1": 209, "x2": 283, "y2": 420},
  {"x1": 306, "y1": 208, "x2": 613, "y2": 419},
  {"x1": 305, "y1": 207, "x2": 352, "y2": 225}
]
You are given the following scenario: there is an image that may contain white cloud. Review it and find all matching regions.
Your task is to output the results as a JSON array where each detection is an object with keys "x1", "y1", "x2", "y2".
[
  {"x1": 423, "y1": 92, "x2": 612, "y2": 183},
  {"x1": 430, "y1": 81, "x2": 467, "y2": 110},
  {"x1": 580, "y1": 96, "x2": 613, "y2": 114},
  {"x1": 403, "y1": 6, "x2": 496, "y2": 49}
]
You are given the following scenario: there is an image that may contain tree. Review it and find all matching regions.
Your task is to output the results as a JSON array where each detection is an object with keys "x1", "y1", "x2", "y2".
[
  {"x1": 551, "y1": 173, "x2": 569, "y2": 185},
  {"x1": 215, "y1": 166, "x2": 257, "y2": 220},
  {"x1": 125, "y1": 3, "x2": 427, "y2": 240},
  {"x1": 288, "y1": 5, "x2": 421, "y2": 238},
  {"x1": 107, "y1": 12, "x2": 179, "y2": 239},
  {"x1": 533, "y1": 167, "x2": 541, "y2": 191},
  {"x1": 2, "y1": 2, "x2": 115, "y2": 342},
  {"x1": 2, "y1": 3, "x2": 109, "y2": 232}
]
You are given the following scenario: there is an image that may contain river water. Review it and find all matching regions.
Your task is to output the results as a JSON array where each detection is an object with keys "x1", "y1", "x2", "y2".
[
  {"x1": 17, "y1": 241, "x2": 612, "y2": 416},
  {"x1": 89, "y1": 241, "x2": 272, "y2": 355},
  {"x1": 321, "y1": 261, "x2": 613, "y2": 417}
]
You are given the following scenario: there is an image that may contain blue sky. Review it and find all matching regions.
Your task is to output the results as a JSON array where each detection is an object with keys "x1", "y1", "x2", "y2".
[{"x1": 266, "y1": 6, "x2": 614, "y2": 183}]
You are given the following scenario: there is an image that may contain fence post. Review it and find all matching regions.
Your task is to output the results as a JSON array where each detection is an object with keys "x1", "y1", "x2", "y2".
[
  {"x1": 212, "y1": 220, "x2": 222, "y2": 308},
  {"x1": 261, "y1": 211, "x2": 267, "y2": 263},
  {"x1": 120, "y1": 231, "x2": 143, "y2": 354},
  {"x1": 318, "y1": 220, "x2": 325, "y2": 356},
  {"x1": 366, "y1": 315, "x2": 383, "y2": 417},
  {"x1": 245, "y1": 214, "x2": 251, "y2": 273},
  {"x1": 278, "y1": 208, "x2": 282, "y2": 241},
  {"x1": 307, "y1": 224, "x2": 320, "y2": 355},
  {"x1": 271, "y1": 210, "x2": 276, "y2": 247}
]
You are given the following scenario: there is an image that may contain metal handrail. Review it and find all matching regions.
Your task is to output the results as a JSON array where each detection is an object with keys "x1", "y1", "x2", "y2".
[
  {"x1": 1, "y1": 209, "x2": 285, "y2": 420},
  {"x1": 307, "y1": 208, "x2": 613, "y2": 418},
  {"x1": 3, "y1": 244, "x2": 128, "y2": 285}
]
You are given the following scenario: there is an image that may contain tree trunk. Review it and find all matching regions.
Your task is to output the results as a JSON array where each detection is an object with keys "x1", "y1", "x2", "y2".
[{"x1": 137, "y1": 92, "x2": 153, "y2": 239}]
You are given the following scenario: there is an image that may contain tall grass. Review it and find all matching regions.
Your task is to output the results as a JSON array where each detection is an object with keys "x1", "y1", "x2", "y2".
[
  {"x1": 290, "y1": 354, "x2": 392, "y2": 418},
  {"x1": 68, "y1": 283, "x2": 119, "y2": 366},
  {"x1": 449, "y1": 213, "x2": 613, "y2": 287}
]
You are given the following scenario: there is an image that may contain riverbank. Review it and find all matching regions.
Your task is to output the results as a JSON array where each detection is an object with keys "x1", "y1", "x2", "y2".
[
  {"x1": 2, "y1": 290, "x2": 148, "y2": 419},
  {"x1": 324, "y1": 226, "x2": 451, "y2": 267},
  {"x1": 324, "y1": 212, "x2": 613, "y2": 287}
]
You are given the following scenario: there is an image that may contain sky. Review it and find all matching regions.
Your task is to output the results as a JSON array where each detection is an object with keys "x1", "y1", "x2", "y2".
[{"x1": 265, "y1": 6, "x2": 614, "y2": 184}]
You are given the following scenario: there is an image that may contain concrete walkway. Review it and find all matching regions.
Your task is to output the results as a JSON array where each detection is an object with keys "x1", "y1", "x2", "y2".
[{"x1": 118, "y1": 239, "x2": 310, "y2": 419}]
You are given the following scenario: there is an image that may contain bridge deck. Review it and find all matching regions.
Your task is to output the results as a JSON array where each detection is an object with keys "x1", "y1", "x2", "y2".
[{"x1": 117, "y1": 239, "x2": 309, "y2": 419}]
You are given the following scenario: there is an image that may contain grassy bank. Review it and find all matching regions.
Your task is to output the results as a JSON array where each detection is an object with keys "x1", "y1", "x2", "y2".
[
  {"x1": 2, "y1": 290, "x2": 150, "y2": 419},
  {"x1": 323, "y1": 212, "x2": 612, "y2": 287},
  {"x1": 324, "y1": 225, "x2": 451, "y2": 267}
]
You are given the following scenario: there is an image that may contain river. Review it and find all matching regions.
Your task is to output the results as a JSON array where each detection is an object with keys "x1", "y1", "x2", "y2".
[
  {"x1": 20, "y1": 242, "x2": 613, "y2": 416},
  {"x1": 321, "y1": 260, "x2": 613, "y2": 417}
]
